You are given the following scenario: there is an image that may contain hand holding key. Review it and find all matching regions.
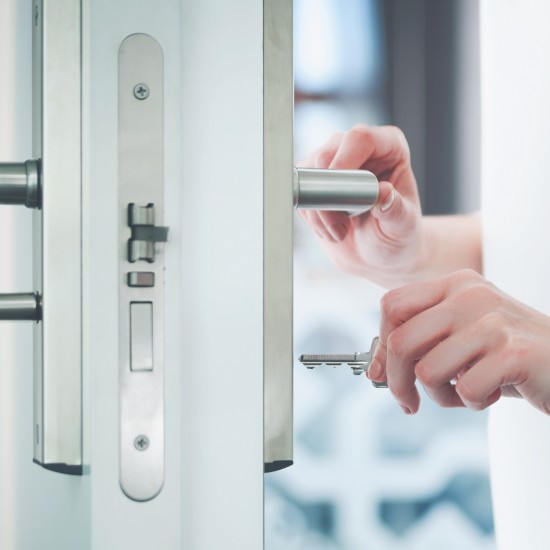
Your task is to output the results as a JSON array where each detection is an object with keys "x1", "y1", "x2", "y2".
[
  {"x1": 371, "y1": 269, "x2": 550, "y2": 415},
  {"x1": 299, "y1": 336, "x2": 388, "y2": 388}
]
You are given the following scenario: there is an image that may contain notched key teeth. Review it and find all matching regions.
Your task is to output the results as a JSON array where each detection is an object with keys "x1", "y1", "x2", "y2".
[{"x1": 298, "y1": 337, "x2": 387, "y2": 388}]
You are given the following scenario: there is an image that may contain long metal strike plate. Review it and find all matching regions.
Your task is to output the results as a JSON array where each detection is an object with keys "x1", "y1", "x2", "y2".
[
  {"x1": 32, "y1": 0, "x2": 83, "y2": 474},
  {"x1": 119, "y1": 34, "x2": 165, "y2": 501}
]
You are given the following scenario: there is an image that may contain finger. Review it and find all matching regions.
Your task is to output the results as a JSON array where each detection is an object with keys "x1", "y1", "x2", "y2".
[
  {"x1": 296, "y1": 132, "x2": 350, "y2": 241},
  {"x1": 371, "y1": 279, "x2": 448, "y2": 390},
  {"x1": 368, "y1": 181, "x2": 420, "y2": 241},
  {"x1": 317, "y1": 210, "x2": 350, "y2": 242},
  {"x1": 414, "y1": 330, "x2": 490, "y2": 408},
  {"x1": 314, "y1": 131, "x2": 344, "y2": 169},
  {"x1": 385, "y1": 302, "x2": 456, "y2": 413},
  {"x1": 369, "y1": 339, "x2": 415, "y2": 416},
  {"x1": 299, "y1": 210, "x2": 337, "y2": 242},
  {"x1": 329, "y1": 125, "x2": 407, "y2": 172},
  {"x1": 295, "y1": 155, "x2": 316, "y2": 169},
  {"x1": 379, "y1": 279, "x2": 448, "y2": 345},
  {"x1": 455, "y1": 354, "x2": 523, "y2": 411},
  {"x1": 368, "y1": 340, "x2": 387, "y2": 383},
  {"x1": 295, "y1": 132, "x2": 344, "y2": 170}
]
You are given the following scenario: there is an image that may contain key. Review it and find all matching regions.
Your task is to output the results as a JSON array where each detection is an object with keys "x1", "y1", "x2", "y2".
[{"x1": 298, "y1": 336, "x2": 388, "y2": 388}]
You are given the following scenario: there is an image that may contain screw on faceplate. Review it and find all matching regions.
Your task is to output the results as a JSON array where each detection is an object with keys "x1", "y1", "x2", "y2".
[
  {"x1": 133, "y1": 83, "x2": 150, "y2": 100},
  {"x1": 134, "y1": 435, "x2": 150, "y2": 451},
  {"x1": 34, "y1": 5, "x2": 39, "y2": 26}
]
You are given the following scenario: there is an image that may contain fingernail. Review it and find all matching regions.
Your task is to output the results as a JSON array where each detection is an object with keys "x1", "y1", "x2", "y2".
[
  {"x1": 379, "y1": 189, "x2": 395, "y2": 212},
  {"x1": 329, "y1": 223, "x2": 347, "y2": 241},
  {"x1": 400, "y1": 405, "x2": 412, "y2": 415},
  {"x1": 367, "y1": 358, "x2": 382, "y2": 380}
]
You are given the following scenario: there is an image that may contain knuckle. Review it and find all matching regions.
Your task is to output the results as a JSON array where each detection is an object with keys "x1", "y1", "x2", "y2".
[
  {"x1": 448, "y1": 268, "x2": 481, "y2": 285},
  {"x1": 414, "y1": 361, "x2": 436, "y2": 387},
  {"x1": 450, "y1": 279, "x2": 501, "y2": 311},
  {"x1": 386, "y1": 331, "x2": 406, "y2": 358},
  {"x1": 380, "y1": 290, "x2": 401, "y2": 320},
  {"x1": 347, "y1": 124, "x2": 373, "y2": 146},
  {"x1": 474, "y1": 310, "x2": 512, "y2": 349},
  {"x1": 387, "y1": 125, "x2": 406, "y2": 142},
  {"x1": 349, "y1": 123, "x2": 370, "y2": 135},
  {"x1": 499, "y1": 333, "x2": 527, "y2": 364},
  {"x1": 457, "y1": 283, "x2": 490, "y2": 305}
]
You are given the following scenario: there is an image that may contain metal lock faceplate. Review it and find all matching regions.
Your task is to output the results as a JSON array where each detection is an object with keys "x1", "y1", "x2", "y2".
[{"x1": 119, "y1": 33, "x2": 166, "y2": 502}]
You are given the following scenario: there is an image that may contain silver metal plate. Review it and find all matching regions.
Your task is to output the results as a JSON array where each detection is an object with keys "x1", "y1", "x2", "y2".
[
  {"x1": 119, "y1": 34, "x2": 165, "y2": 501},
  {"x1": 264, "y1": 0, "x2": 294, "y2": 473},
  {"x1": 32, "y1": 0, "x2": 83, "y2": 475}
]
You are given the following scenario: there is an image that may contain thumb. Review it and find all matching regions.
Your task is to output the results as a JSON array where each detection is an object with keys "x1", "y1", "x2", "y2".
[{"x1": 369, "y1": 181, "x2": 420, "y2": 240}]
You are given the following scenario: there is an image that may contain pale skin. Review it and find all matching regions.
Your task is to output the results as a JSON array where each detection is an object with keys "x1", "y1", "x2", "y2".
[{"x1": 300, "y1": 124, "x2": 550, "y2": 416}]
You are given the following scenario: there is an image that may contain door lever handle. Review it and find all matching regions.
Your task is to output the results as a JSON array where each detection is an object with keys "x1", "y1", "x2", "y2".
[
  {"x1": 0, "y1": 160, "x2": 41, "y2": 208},
  {"x1": 0, "y1": 293, "x2": 41, "y2": 321},
  {"x1": 293, "y1": 167, "x2": 378, "y2": 215},
  {"x1": 0, "y1": 161, "x2": 42, "y2": 322}
]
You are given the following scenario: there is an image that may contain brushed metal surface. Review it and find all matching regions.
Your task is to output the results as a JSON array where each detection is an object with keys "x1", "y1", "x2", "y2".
[
  {"x1": 294, "y1": 167, "x2": 379, "y2": 215},
  {"x1": 119, "y1": 33, "x2": 165, "y2": 501},
  {"x1": 0, "y1": 293, "x2": 41, "y2": 321},
  {"x1": 264, "y1": 0, "x2": 294, "y2": 472},
  {"x1": 0, "y1": 160, "x2": 40, "y2": 207},
  {"x1": 32, "y1": 0, "x2": 83, "y2": 473}
]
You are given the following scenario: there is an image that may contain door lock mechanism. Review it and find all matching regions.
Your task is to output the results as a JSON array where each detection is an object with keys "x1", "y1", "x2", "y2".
[{"x1": 128, "y1": 203, "x2": 169, "y2": 263}]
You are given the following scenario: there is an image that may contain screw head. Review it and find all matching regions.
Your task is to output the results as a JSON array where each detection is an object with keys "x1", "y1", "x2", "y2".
[
  {"x1": 134, "y1": 435, "x2": 150, "y2": 451},
  {"x1": 133, "y1": 83, "x2": 150, "y2": 100}
]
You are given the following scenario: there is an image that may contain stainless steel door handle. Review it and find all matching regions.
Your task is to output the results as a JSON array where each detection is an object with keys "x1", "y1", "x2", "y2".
[
  {"x1": 0, "y1": 293, "x2": 41, "y2": 321},
  {"x1": 0, "y1": 160, "x2": 40, "y2": 208},
  {"x1": 0, "y1": 160, "x2": 41, "y2": 322},
  {"x1": 294, "y1": 167, "x2": 378, "y2": 215}
]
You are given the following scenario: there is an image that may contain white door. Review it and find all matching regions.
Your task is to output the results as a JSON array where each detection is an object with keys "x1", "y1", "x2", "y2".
[{"x1": 0, "y1": 0, "x2": 293, "y2": 548}]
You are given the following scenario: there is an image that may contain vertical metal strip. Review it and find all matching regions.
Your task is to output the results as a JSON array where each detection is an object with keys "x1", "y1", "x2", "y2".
[
  {"x1": 31, "y1": 0, "x2": 44, "y2": 470},
  {"x1": 119, "y1": 34, "x2": 165, "y2": 502},
  {"x1": 263, "y1": 0, "x2": 294, "y2": 472},
  {"x1": 32, "y1": 0, "x2": 83, "y2": 474}
]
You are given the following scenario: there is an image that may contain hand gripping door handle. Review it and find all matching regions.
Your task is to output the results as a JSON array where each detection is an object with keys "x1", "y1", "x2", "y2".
[{"x1": 293, "y1": 167, "x2": 379, "y2": 215}]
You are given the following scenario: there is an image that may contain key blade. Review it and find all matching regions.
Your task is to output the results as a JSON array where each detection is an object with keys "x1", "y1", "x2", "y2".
[
  {"x1": 299, "y1": 353, "x2": 370, "y2": 376},
  {"x1": 299, "y1": 353, "x2": 361, "y2": 366},
  {"x1": 298, "y1": 337, "x2": 385, "y2": 384}
]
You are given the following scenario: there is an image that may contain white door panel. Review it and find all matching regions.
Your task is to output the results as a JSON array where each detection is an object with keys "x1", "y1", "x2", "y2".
[{"x1": 0, "y1": 0, "x2": 285, "y2": 547}]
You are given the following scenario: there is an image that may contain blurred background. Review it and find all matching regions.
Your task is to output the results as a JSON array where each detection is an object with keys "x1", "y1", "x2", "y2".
[{"x1": 265, "y1": 1, "x2": 494, "y2": 549}]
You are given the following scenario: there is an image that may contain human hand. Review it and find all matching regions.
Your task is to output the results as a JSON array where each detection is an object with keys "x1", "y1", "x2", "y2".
[
  {"x1": 368, "y1": 269, "x2": 550, "y2": 416},
  {"x1": 298, "y1": 124, "x2": 425, "y2": 288}
]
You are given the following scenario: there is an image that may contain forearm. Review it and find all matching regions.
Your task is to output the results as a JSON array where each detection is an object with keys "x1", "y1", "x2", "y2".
[{"x1": 406, "y1": 213, "x2": 482, "y2": 284}]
